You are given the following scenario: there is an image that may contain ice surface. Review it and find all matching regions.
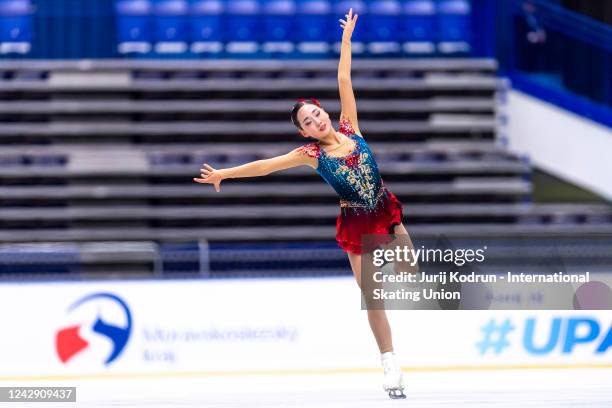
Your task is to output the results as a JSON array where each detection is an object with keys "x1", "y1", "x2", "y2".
[{"x1": 2, "y1": 368, "x2": 610, "y2": 407}]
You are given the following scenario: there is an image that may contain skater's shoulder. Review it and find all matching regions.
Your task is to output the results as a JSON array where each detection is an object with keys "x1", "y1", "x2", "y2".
[
  {"x1": 290, "y1": 143, "x2": 319, "y2": 169},
  {"x1": 294, "y1": 141, "x2": 321, "y2": 159},
  {"x1": 338, "y1": 115, "x2": 363, "y2": 138}
]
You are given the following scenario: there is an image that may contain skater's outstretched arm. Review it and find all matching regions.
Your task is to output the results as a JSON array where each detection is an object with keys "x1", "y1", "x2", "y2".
[
  {"x1": 338, "y1": 8, "x2": 362, "y2": 137},
  {"x1": 193, "y1": 149, "x2": 316, "y2": 192}
]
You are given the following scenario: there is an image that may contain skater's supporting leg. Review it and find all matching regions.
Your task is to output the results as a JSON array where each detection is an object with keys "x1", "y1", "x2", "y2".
[
  {"x1": 348, "y1": 250, "x2": 406, "y2": 397},
  {"x1": 368, "y1": 309, "x2": 393, "y2": 354},
  {"x1": 347, "y1": 251, "x2": 393, "y2": 353}
]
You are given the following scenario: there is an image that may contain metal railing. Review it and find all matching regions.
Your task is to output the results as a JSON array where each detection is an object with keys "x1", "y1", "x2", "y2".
[{"x1": 497, "y1": 0, "x2": 612, "y2": 127}]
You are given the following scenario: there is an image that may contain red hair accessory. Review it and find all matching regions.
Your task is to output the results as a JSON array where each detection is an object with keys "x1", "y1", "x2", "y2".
[{"x1": 296, "y1": 98, "x2": 322, "y2": 108}]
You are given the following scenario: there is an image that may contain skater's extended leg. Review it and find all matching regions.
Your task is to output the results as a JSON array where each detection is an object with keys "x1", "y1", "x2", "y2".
[{"x1": 386, "y1": 222, "x2": 419, "y2": 275}]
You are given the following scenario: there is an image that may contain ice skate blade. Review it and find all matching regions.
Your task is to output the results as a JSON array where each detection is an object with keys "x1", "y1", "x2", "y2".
[{"x1": 388, "y1": 389, "x2": 406, "y2": 399}]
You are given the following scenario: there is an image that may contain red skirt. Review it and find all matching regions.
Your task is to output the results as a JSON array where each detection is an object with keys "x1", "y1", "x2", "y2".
[{"x1": 336, "y1": 187, "x2": 404, "y2": 254}]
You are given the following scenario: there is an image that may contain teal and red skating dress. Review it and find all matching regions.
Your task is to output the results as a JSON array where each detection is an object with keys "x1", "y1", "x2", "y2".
[{"x1": 296, "y1": 118, "x2": 404, "y2": 254}]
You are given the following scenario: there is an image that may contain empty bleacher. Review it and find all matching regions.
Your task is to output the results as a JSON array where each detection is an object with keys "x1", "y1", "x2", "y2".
[{"x1": 1, "y1": 58, "x2": 611, "y2": 277}]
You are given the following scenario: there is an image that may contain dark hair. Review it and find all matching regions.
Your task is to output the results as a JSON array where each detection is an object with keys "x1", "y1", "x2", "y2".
[{"x1": 290, "y1": 98, "x2": 322, "y2": 130}]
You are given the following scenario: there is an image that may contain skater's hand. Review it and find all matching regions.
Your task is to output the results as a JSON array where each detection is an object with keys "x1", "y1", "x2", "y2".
[
  {"x1": 339, "y1": 8, "x2": 358, "y2": 42},
  {"x1": 193, "y1": 163, "x2": 223, "y2": 192}
]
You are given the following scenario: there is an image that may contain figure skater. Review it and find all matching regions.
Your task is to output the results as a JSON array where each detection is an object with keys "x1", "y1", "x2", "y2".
[{"x1": 194, "y1": 8, "x2": 414, "y2": 399}]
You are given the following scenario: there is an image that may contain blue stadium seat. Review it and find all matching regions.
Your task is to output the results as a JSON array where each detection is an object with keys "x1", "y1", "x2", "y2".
[
  {"x1": 225, "y1": 0, "x2": 261, "y2": 56},
  {"x1": 193, "y1": 152, "x2": 226, "y2": 167},
  {"x1": 229, "y1": 153, "x2": 260, "y2": 164},
  {"x1": 27, "y1": 155, "x2": 67, "y2": 167},
  {"x1": 295, "y1": 0, "x2": 331, "y2": 55},
  {"x1": 189, "y1": 0, "x2": 224, "y2": 54},
  {"x1": 0, "y1": 0, "x2": 32, "y2": 54},
  {"x1": 0, "y1": 155, "x2": 23, "y2": 166},
  {"x1": 152, "y1": 0, "x2": 189, "y2": 53},
  {"x1": 332, "y1": 0, "x2": 366, "y2": 55},
  {"x1": 366, "y1": 0, "x2": 401, "y2": 55},
  {"x1": 115, "y1": 0, "x2": 153, "y2": 54},
  {"x1": 410, "y1": 151, "x2": 442, "y2": 163},
  {"x1": 160, "y1": 241, "x2": 201, "y2": 275},
  {"x1": 436, "y1": 0, "x2": 472, "y2": 54},
  {"x1": 401, "y1": 0, "x2": 436, "y2": 54},
  {"x1": 262, "y1": 0, "x2": 295, "y2": 56},
  {"x1": 149, "y1": 153, "x2": 192, "y2": 166},
  {"x1": 0, "y1": 243, "x2": 79, "y2": 275}
]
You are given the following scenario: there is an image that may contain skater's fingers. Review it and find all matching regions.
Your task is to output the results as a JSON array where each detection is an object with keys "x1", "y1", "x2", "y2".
[
  {"x1": 195, "y1": 173, "x2": 212, "y2": 180},
  {"x1": 194, "y1": 177, "x2": 220, "y2": 192},
  {"x1": 202, "y1": 163, "x2": 214, "y2": 171}
]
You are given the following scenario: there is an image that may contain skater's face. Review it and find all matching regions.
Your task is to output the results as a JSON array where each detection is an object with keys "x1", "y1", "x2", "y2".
[{"x1": 296, "y1": 104, "x2": 333, "y2": 140}]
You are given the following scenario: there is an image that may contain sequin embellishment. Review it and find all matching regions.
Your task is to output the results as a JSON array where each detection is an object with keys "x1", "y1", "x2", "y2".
[
  {"x1": 295, "y1": 142, "x2": 320, "y2": 159},
  {"x1": 334, "y1": 151, "x2": 378, "y2": 207},
  {"x1": 339, "y1": 117, "x2": 358, "y2": 137}
]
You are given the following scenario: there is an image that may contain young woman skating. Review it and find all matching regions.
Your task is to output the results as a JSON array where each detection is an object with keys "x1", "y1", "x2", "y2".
[{"x1": 194, "y1": 9, "x2": 412, "y2": 399}]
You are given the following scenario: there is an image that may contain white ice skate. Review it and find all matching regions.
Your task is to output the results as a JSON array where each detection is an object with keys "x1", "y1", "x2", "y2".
[{"x1": 381, "y1": 351, "x2": 406, "y2": 399}]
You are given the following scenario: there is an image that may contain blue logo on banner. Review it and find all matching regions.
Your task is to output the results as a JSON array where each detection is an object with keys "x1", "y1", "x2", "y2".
[{"x1": 477, "y1": 317, "x2": 611, "y2": 355}]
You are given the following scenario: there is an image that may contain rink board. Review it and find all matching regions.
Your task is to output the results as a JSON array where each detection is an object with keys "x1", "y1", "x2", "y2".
[{"x1": 0, "y1": 276, "x2": 610, "y2": 378}]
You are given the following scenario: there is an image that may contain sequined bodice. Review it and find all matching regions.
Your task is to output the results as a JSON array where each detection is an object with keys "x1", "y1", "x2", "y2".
[{"x1": 296, "y1": 119, "x2": 384, "y2": 211}]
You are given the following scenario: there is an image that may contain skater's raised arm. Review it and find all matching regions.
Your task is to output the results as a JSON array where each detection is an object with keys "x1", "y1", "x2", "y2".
[
  {"x1": 193, "y1": 149, "x2": 316, "y2": 192},
  {"x1": 337, "y1": 8, "x2": 362, "y2": 137}
]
